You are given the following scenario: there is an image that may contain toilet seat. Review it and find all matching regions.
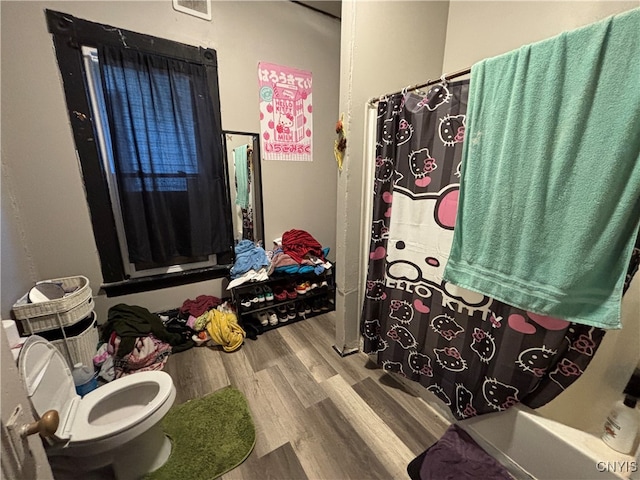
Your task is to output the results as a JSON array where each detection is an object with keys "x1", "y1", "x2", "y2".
[
  {"x1": 18, "y1": 335, "x2": 174, "y2": 445},
  {"x1": 71, "y1": 371, "x2": 173, "y2": 443}
]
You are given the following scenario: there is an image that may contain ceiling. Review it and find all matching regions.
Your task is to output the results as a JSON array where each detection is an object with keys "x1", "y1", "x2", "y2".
[{"x1": 295, "y1": 1, "x2": 342, "y2": 19}]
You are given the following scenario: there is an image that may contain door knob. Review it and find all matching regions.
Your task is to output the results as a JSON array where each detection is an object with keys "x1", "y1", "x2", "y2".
[{"x1": 20, "y1": 410, "x2": 59, "y2": 438}]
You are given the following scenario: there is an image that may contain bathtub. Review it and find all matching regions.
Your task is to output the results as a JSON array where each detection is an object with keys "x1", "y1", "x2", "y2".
[{"x1": 459, "y1": 404, "x2": 639, "y2": 480}]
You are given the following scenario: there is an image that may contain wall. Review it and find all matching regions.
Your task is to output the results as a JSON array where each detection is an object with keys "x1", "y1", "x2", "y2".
[
  {"x1": 441, "y1": 0, "x2": 640, "y2": 434},
  {"x1": 1, "y1": 162, "x2": 36, "y2": 319},
  {"x1": 0, "y1": 1, "x2": 340, "y2": 320},
  {"x1": 335, "y1": 0, "x2": 450, "y2": 353},
  {"x1": 1, "y1": 328, "x2": 53, "y2": 479}
]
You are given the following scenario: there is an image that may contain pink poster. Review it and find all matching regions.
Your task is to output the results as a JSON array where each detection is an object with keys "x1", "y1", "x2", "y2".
[{"x1": 258, "y1": 62, "x2": 313, "y2": 161}]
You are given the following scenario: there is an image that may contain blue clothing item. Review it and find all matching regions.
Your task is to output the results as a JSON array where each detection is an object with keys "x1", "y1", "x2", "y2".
[
  {"x1": 230, "y1": 239, "x2": 269, "y2": 279},
  {"x1": 444, "y1": 8, "x2": 640, "y2": 329},
  {"x1": 273, "y1": 265, "x2": 315, "y2": 275}
]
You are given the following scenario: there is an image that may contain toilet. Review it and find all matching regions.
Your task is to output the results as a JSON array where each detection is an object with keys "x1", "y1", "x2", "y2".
[{"x1": 19, "y1": 334, "x2": 176, "y2": 480}]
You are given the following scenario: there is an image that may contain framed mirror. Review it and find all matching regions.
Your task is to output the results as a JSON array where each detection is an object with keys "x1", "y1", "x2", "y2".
[{"x1": 223, "y1": 131, "x2": 265, "y2": 246}]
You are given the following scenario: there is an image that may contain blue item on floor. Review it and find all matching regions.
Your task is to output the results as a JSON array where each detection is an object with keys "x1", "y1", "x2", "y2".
[{"x1": 72, "y1": 363, "x2": 98, "y2": 396}]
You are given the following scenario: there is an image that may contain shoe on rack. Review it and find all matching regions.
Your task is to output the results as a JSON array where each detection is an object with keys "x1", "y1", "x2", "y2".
[
  {"x1": 295, "y1": 281, "x2": 309, "y2": 295},
  {"x1": 320, "y1": 280, "x2": 329, "y2": 289},
  {"x1": 263, "y1": 285, "x2": 274, "y2": 302},
  {"x1": 273, "y1": 286, "x2": 287, "y2": 302},
  {"x1": 276, "y1": 305, "x2": 288, "y2": 323},
  {"x1": 296, "y1": 302, "x2": 306, "y2": 319},
  {"x1": 285, "y1": 284, "x2": 298, "y2": 300},
  {"x1": 320, "y1": 299, "x2": 331, "y2": 311},
  {"x1": 254, "y1": 311, "x2": 269, "y2": 326},
  {"x1": 287, "y1": 304, "x2": 297, "y2": 320},
  {"x1": 311, "y1": 299, "x2": 323, "y2": 313},
  {"x1": 309, "y1": 282, "x2": 320, "y2": 291},
  {"x1": 240, "y1": 296, "x2": 252, "y2": 308},
  {"x1": 252, "y1": 286, "x2": 265, "y2": 303},
  {"x1": 302, "y1": 302, "x2": 312, "y2": 315},
  {"x1": 266, "y1": 310, "x2": 278, "y2": 326}
]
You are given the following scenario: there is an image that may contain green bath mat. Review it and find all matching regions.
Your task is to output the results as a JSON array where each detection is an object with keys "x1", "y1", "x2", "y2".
[{"x1": 145, "y1": 386, "x2": 256, "y2": 480}]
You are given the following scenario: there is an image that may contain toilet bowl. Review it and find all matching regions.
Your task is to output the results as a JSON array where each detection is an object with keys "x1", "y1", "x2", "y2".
[{"x1": 19, "y1": 335, "x2": 176, "y2": 480}]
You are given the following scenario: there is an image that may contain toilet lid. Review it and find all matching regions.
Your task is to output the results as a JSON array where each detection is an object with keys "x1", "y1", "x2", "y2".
[{"x1": 18, "y1": 335, "x2": 78, "y2": 441}]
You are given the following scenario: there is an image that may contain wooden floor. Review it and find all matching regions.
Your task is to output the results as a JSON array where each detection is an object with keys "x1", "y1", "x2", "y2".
[{"x1": 163, "y1": 311, "x2": 450, "y2": 480}]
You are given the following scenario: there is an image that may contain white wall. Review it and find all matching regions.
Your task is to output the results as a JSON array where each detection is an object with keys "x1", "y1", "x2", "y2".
[
  {"x1": 334, "y1": 0, "x2": 450, "y2": 353},
  {"x1": 442, "y1": 0, "x2": 640, "y2": 434},
  {"x1": 442, "y1": 1, "x2": 640, "y2": 73},
  {"x1": 0, "y1": 1, "x2": 340, "y2": 320}
]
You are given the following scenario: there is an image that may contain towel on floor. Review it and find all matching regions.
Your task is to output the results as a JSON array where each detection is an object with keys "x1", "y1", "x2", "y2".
[
  {"x1": 443, "y1": 8, "x2": 640, "y2": 329},
  {"x1": 407, "y1": 425, "x2": 513, "y2": 480}
]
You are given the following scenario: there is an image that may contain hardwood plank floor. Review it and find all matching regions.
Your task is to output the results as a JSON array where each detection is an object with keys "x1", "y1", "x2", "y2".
[{"x1": 163, "y1": 311, "x2": 450, "y2": 480}]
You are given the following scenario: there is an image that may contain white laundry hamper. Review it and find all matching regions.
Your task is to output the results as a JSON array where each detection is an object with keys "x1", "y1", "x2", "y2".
[
  {"x1": 12, "y1": 275, "x2": 93, "y2": 334},
  {"x1": 37, "y1": 311, "x2": 99, "y2": 370}
]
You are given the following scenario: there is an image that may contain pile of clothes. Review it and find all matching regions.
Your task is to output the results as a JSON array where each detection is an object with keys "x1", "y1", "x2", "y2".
[
  {"x1": 94, "y1": 304, "x2": 193, "y2": 382},
  {"x1": 228, "y1": 229, "x2": 332, "y2": 289},
  {"x1": 171, "y1": 295, "x2": 245, "y2": 352},
  {"x1": 230, "y1": 239, "x2": 269, "y2": 278},
  {"x1": 93, "y1": 296, "x2": 245, "y2": 382},
  {"x1": 270, "y1": 229, "x2": 332, "y2": 275}
]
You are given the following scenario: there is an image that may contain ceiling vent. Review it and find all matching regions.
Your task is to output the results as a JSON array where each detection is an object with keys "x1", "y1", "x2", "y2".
[{"x1": 172, "y1": 0, "x2": 212, "y2": 21}]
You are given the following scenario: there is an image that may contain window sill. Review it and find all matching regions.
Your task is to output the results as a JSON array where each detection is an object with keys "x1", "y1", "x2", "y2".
[{"x1": 100, "y1": 265, "x2": 231, "y2": 297}]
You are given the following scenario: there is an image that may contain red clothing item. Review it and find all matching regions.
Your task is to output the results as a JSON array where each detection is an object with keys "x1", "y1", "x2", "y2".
[
  {"x1": 282, "y1": 229, "x2": 324, "y2": 264},
  {"x1": 179, "y1": 295, "x2": 221, "y2": 317}
]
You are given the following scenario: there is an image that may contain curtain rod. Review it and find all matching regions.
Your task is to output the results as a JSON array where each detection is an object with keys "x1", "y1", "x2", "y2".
[{"x1": 367, "y1": 67, "x2": 471, "y2": 106}]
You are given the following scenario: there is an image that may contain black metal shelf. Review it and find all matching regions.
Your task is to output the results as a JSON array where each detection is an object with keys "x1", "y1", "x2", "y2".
[
  {"x1": 243, "y1": 302, "x2": 335, "y2": 334},
  {"x1": 238, "y1": 286, "x2": 335, "y2": 316},
  {"x1": 229, "y1": 263, "x2": 336, "y2": 337}
]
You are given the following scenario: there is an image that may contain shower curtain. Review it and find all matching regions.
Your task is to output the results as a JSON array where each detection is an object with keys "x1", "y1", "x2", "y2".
[{"x1": 361, "y1": 81, "x2": 640, "y2": 419}]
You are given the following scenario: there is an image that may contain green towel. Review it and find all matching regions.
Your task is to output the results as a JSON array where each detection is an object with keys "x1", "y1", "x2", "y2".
[
  {"x1": 234, "y1": 144, "x2": 250, "y2": 209},
  {"x1": 443, "y1": 8, "x2": 640, "y2": 330}
]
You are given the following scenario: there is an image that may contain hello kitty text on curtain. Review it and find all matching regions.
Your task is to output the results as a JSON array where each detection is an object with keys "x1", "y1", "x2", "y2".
[{"x1": 360, "y1": 80, "x2": 639, "y2": 420}]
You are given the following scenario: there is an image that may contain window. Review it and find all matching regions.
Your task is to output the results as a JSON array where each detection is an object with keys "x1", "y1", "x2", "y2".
[{"x1": 46, "y1": 10, "x2": 233, "y2": 296}]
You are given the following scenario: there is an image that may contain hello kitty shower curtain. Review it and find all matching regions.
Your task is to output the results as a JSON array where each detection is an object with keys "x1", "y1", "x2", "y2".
[{"x1": 360, "y1": 80, "x2": 640, "y2": 420}]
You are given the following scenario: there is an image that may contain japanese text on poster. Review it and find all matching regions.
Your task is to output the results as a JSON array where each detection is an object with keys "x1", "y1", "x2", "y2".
[{"x1": 258, "y1": 62, "x2": 312, "y2": 161}]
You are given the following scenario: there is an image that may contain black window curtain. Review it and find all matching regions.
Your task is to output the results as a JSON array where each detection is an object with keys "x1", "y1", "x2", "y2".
[{"x1": 99, "y1": 45, "x2": 231, "y2": 267}]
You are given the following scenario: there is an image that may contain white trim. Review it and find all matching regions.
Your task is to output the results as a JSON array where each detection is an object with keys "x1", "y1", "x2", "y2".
[
  {"x1": 358, "y1": 103, "x2": 378, "y2": 310},
  {"x1": 172, "y1": 0, "x2": 212, "y2": 21},
  {"x1": 82, "y1": 46, "x2": 134, "y2": 277}
]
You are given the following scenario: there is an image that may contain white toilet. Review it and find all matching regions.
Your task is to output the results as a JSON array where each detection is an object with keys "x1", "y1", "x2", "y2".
[{"x1": 19, "y1": 334, "x2": 176, "y2": 480}]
